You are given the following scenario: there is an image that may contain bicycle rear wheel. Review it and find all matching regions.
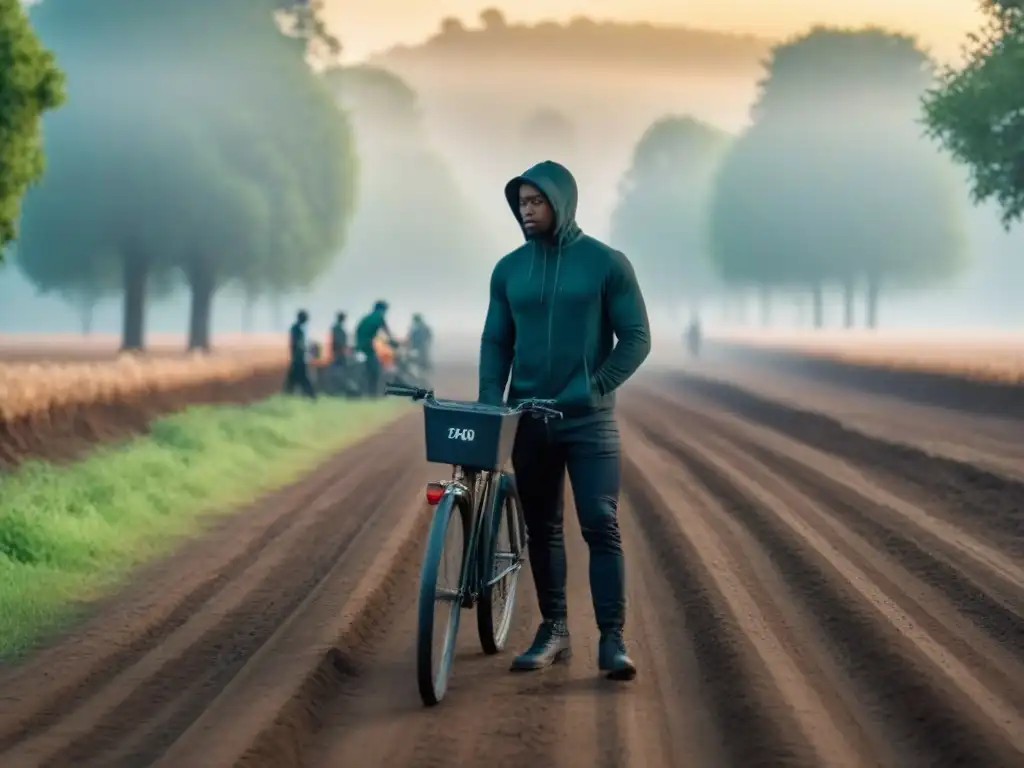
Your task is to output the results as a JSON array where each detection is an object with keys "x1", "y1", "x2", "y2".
[
  {"x1": 477, "y1": 476, "x2": 525, "y2": 654},
  {"x1": 417, "y1": 493, "x2": 468, "y2": 705}
]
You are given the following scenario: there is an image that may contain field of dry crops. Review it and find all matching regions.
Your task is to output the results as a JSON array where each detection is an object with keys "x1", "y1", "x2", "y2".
[
  {"x1": 0, "y1": 335, "x2": 287, "y2": 420},
  {"x1": 713, "y1": 329, "x2": 1024, "y2": 384}
]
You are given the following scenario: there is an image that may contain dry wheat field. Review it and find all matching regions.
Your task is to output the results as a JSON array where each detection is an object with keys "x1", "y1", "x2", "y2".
[{"x1": 712, "y1": 328, "x2": 1024, "y2": 384}]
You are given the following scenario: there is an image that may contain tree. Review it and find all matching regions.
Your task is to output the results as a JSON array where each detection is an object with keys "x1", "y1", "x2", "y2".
[
  {"x1": 479, "y1": 9, "x2": 507, "y2": 31},
  {"x1": 0, "y1": 0, "x2": 64, "y2": 257},
  {"x1": 520, "y1": 107, "x2": 575, "y2": 160},
  {"x1": 316, "y1": 65, "x2": 493, "y2": 311},
  {"x1": 325, "y1": 64, "x2": 420, "y2": 140},
  {"x1": 610, "y1": 115, "x2": 730, "y2": 322},
  {"x1": 440, "y1": 17, "x2": 466, "y2": 36},
  {"x1": 18, "y1": 0, "x2": 357, "y2": 350},
  {"x1": 922, "y1": 1, "x2": 1024, "y2": 228},
  {"x1": 708, "y1": 27, "x2": 968, "y2": 328}
]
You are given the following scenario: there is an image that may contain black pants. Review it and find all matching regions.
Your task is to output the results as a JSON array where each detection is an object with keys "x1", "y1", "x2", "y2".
[
  {"x1": 283, "y1": 361, "x2": 316, "y2": 398},
  {"x1": 512, "y1": 413, "x2": 625, "y2": 632}
]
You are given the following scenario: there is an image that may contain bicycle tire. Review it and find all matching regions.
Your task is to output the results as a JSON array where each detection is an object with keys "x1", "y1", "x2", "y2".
[
  {"x1": 417, "y1": 493, "x2": 469, "y2": 706},
  {"x1": 477, "y1": 475, "x2": 525, "y2": 654}
]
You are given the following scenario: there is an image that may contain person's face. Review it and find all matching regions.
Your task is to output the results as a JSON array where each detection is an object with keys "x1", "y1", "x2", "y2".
[{"x1": 518, "y1": 183, "x2": 554, "y2": 237}]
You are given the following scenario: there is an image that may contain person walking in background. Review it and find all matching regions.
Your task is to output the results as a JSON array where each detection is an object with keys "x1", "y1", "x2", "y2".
[
  {"x1": 355, "y1": 300, "x2": 396, "y2": 397},
  {"x1": 478, "y1": 160, "x2": 651, "y2": 680},
  {"x1": 408, "y1": 313, "x2": 434, "y2": 371},
  {"x1": 330, "y1": 311, "x2": 349, "y2": 367},
  {"x1": 284, "y1": 309, "x2": 316, "y2": 398}
]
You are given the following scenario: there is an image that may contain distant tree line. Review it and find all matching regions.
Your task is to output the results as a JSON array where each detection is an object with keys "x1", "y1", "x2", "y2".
[
  {"x1": 380, "y1": 8, "x2": 768, "y2": 74},
  {"x1": 611, "y1": 14, "x2": 1023, "y2": 329},
  {"x1": 1, "y1": 0, "x2": 486, "y2": 349},
  {"x1": 3, "y1": 7, "x2": 1019, "y2": 337},
  {"x1": 309, "y1": 65, "x2": 491, "y2": 311}
]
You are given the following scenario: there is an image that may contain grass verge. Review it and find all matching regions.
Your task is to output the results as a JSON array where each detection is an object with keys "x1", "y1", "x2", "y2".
[{"x1": 0, "y1": 395, "x2": 407, "y2": 659}]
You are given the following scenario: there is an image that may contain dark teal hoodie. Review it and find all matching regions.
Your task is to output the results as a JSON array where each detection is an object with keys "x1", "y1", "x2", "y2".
[{"x1": 478, "y1": 161, "x2": 651, "y2": 414}]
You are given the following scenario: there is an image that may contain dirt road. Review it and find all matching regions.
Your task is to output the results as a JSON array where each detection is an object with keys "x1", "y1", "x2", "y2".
[{"x1": 1, "y1": 367, "x2": 1022, "y2": 767}]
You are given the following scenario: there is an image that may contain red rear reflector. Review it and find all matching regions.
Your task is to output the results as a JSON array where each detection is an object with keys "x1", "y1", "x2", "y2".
[{"x1": 425, "y1": 483, "x2": 445, "y2": 505}]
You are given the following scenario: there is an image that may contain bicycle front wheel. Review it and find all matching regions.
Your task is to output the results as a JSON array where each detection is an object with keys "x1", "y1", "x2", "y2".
[
  {"x1": 477, "y1": 478, "x2": 525, "y2": 654},
  {"x1": 417, "y1": 493, "x2": 468, "y2": 706}
]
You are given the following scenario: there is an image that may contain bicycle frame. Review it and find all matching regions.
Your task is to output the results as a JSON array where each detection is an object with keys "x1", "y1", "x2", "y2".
[{"x1": 440, "y1": 466, "x2": 498, "y2": 608}]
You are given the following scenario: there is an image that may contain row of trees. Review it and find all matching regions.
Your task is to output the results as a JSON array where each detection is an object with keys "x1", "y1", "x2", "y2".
[
  {"x1": 10, "y1": 0, "x2": 356, "y2": 350},
  {"x1": 306, "y1": 65, "x2": 493, "y2": 311},
  {"x1": 611, "y1": 10, "x2": 1023, "y2": 328}
]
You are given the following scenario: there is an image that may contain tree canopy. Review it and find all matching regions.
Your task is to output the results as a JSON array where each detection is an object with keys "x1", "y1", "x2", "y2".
[
  {"x1": 708, "y1": 27, "x2": 968, "y2": 327},
  {"x1": 610, "y1": 115, "x2": 730, "y2": 315},
  {"x1": 520, "y1": 108, "x2": 576, "y2": 161},
  {"x1": 922, "y1": 1, "x2": 1024, "y2": 228},
  {"x1": 0, "y1": 0, "x2": 64, "y2": 257},
  {"x1": 17, "y1": 0, "x2": 356, "y2": 349}
]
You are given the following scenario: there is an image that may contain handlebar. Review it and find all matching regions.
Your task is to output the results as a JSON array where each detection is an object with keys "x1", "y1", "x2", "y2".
[
  {"x1": 383, "y1": 385, "x2": 563, "y2": 419},
  {"x1": 384, "y1": 384, "x2": 431, "y2": 401}
]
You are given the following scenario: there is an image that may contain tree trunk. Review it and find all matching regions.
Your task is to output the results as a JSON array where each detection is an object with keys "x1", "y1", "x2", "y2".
[
  {"x1": 842, "y1": 279, "x2": 855, "y2": 329},
  {"x1": 866, "y1": 276, "x2": 881, "y2": 329},
  {"x1": 187, "y1": 261, "x2": 216, "y2": 352},
  {"x1": 271, "y1": 295, "x2": 283, "y2": 330},
  {"x1": 78, "y1": 299, "x2": 94, "y2": 336},
  {"x1": 121, "y1": 255, "x2": 148, "y2": 351},
  {"x1": 811, "y1": 282, "x2": 824, "y2": 329},
  {"x1": 242, "y1": 292, "x2": 255, "y2": 333},
  {"x1": 759, "y1": 284, "x2": 771, "y2": 327}
]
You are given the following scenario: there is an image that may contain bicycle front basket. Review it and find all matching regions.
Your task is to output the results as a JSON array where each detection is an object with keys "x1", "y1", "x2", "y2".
[{"x1": 422, "y1": 400, "x2": 522, "y2": 471}]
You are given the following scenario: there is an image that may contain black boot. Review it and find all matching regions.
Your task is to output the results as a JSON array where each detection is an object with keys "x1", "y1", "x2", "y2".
[
  {"x1": 598, "y1": 629, "x2": 636, "y2": 680},
  {"x1": 510, "y1": 619, "x2": 571, "y2": 671}
]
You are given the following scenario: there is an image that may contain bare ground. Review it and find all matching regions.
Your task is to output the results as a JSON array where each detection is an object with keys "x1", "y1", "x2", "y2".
[{"x1": 1, "y1": 366, "x2": 1022, "y2": 767}]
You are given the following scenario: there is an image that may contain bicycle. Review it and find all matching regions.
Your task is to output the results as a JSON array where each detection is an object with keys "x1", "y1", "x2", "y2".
[{"x1": 384, "y1": 383, "x2": 562, "y2": 706}]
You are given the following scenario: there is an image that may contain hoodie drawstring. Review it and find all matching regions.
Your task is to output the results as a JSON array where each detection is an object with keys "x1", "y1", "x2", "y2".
[{"x1": 546, "y1": 244, "x2": 562, "y2": 381}]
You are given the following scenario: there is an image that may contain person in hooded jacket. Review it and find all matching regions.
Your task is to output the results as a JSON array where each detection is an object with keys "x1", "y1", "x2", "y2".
[{"x1": 478, "y1": 160, "x2": 651, "y2": 680}]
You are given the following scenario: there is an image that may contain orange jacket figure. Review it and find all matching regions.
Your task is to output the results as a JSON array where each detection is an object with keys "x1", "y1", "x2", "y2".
[{"x1": 374, "y1": 333, "x2": 396, "y2": 368}]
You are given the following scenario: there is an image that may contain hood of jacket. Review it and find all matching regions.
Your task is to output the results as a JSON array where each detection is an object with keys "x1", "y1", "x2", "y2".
[{"x1": 504, "y1": 160, "x2": 583, "y2": 246}]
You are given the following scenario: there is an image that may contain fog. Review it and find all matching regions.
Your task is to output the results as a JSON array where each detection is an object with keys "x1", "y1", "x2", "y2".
[{"x1": 2, "y1": 7, "x2": 1021, "y2": 350}]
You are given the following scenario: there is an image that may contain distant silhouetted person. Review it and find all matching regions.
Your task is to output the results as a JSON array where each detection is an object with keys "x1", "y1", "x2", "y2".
[
  {"x1": 478, "y1": 160, "x2": 651, "y2": 680},
  {"x1": 685, "y1": 313, "x2": 702, "y2": 357},
  {"x1": 355, "y1": 300, "x2": 396, "y2": 396},
  {"x1": 408, "y1": 313, "x2": 433, "y2": 371},
  {"x1": 331, "y1": 311, "x2": 349, "y2": 366},
  {"x1": 284, "y1": 309, "x2": 316, "y2": 398}
]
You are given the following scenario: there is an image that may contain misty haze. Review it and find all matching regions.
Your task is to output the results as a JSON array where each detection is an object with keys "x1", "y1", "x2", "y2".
[{"x1": 5, "y1": 6, "x2": 1020, "y2": 343}]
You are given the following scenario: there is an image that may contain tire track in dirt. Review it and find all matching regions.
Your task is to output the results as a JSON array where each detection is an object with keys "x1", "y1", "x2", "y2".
[
  {"x1": 621, "y1": 429, "x2": 850, "y2": 767},
  {"x1": 652, "y1": 390, "x2": 1024, "y2": 664},
  {"x1": 621, "y1": 386, "x2": 1024, "y2": 767},
  {"x1": 0, "y1": 413, "x2": 430, "y2": 768},
  {"x1": 673, "y1": 372, "x2": 1024, "y2": 556},
  {"x1": 307, "y1": 491, "x2": 598, "y2": 766},
  {"x1": 306, "y1": 474, "x2": 705, "y2": 768}
]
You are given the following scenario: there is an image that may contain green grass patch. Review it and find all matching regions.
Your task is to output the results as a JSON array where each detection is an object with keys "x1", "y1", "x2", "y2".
[{"x1": 0, "y1": 395, "x2": 407, "y2": 660}]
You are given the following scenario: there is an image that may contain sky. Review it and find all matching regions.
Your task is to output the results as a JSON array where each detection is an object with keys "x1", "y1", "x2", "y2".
[{"x1": 327, "y1": 0, "x2": 987, "y2": 62}]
